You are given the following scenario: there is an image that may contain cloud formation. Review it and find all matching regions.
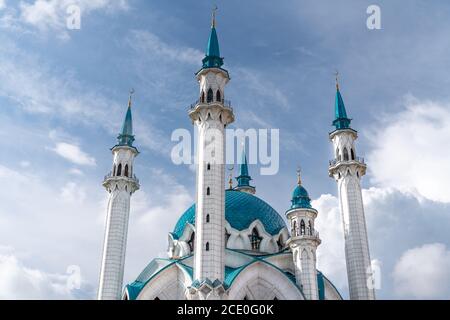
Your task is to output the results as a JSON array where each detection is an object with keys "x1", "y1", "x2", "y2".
[{"x1": 51, "y1": 142, "x2": 96, "y2": 166}]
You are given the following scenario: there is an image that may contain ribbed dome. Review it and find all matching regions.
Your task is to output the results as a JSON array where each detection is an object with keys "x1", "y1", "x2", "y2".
[{"x1": 173, "y1": 190, "x2": 286, "y2": 238}]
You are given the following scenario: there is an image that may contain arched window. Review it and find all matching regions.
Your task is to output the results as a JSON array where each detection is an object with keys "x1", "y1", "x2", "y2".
[
  {"x1": 201, "y1": 91, "x2": 205, "y2": 103},
  {"x1": 206, "y1": 214, "x2": 210, "y2": 223},
  {"x1": 309, "y1": 221, "x2": 313, "y2": 235},
  {"x1": 292, "y1": 220, "x2": 298, "y2": 237},
  {"x1": 351, "y1": 148, "x2": 355, "y2": 160},
  {"x1": 216, "y1": 90, "x2": 221, "y2": 102},
  {"x1": 277, "y1": 236, "x2": 283, "y2": 251},
  {"x1": 117, "y1": 164, "x2": 122, "y2": 176},
  {"x1": 207, "y1": 88, "x2": 213, "y2": 103},
  {"x1": 206, "y1": 187, "x2": 210, "y2": 196},
  {"x1": 207, "y1": 163, "x2": 211, "y2": 170},
  {"x1": 336, "y1": 148, "x2": 340, "y2": 161},
  {"x1": 300, "y1": 220, "x2": 306, "y2": 235},
  {"x1": 206, "y1": 242, "x2": 210, "y2": 251},
  {"x1": 113, "y1": 165, "x2": 116, "y2": 176},
  {"x1": 124, "y1": 164, "x2": 129, "y2": 177},
  {"x1": 188, "y1": 232, "x2": 195, "y2": 252},
  {"x1": 249, "y1": 228, "x2": 262, "y2": 250},
  {"x1": 343, "y1": 148, "x2": 349, "y2": 161}
]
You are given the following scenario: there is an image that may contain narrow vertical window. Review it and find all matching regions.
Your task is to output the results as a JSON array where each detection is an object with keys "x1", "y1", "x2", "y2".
[
  {"x1": 188, "y1": 232, "x2": 195, "y2": 252},
  {"x1": 124, "y1": 164, "x2": 129, "y2": 177},
  {"x1": 201, "y1": 91, "x2": 205, "y2": 103},
  {"x1": 308, "y1": 221, "x2": 313, "y2": 235},
  {"x1": 216, "y1": 90, "x2": 221, "y2": 102},
  {"x1": 206, "y1": 214, "x2": 210, "y2": 223},
  {"x1": 117, "y1": 164, "x2": 122, "y2": 176},
  {"x1": 206, "y1": 187, "x2": 210, "y2": 196},
  {"x1": 207, "y1": 88, "x2": 213, "y2": 103},
  {"x1": 344, "y1": 148, "x2": 349, "y2": 161},
  {"x1": 206, "y1": 242, "x2": 210, "y2": 251},
  {"x1": 300, "y1": 220, "x2": 306, "y2": 235},
  {"x1": 249, "y1": 228, "x2": 262, "y2": 250},
  {"x1": 351, "y1": 148, "x2": 355, "y2": 160},
  {"x1": 207, "y1": 163, "x2": 211, "y2": 170}
]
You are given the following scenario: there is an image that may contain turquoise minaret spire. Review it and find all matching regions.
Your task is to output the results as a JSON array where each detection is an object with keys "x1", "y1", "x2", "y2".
[
  {"x1": 332, "y1": 74, "x2": 352, "y2": 130},
  {"x1": 235, "y1": 147, "x2": 255, "y2": 194},
  {"x1": 117, "y1": 90, "x2": 135, "y2": 147},
  {"x1": 201, "y1": 7, "x2": 224, "y2": 69}
]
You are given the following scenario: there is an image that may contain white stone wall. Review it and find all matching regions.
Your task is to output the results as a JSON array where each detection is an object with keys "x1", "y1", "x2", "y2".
[
  {"x1": 330, "y1": 130, "x2": 375, "y2": 300},
  {"x1": 98, "y1": 146, "x2": 139, "y2": 300}
]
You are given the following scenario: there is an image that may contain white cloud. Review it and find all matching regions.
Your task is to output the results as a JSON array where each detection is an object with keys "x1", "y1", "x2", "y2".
[
  {"x1": 60, "y1": 182, "x2": 86, "y2": 203},
  {"x1": 393, "y1": 243, "x2": 450, "y2": 299},
  {"x1": 51, "y1": 142, "x2": 96, "y2": 166},
  {"x1": 128, "y1": 30, "x2": 203, "y2": 65},
  {"x1": 367, "y1": 97, "x2": 450, "y2": 203},
  {"x1": 0, "y1": 252, "x2": 83, "y2": 299}
]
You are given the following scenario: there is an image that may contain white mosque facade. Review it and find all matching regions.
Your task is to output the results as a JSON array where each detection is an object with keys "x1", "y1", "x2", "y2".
[{"x1": 97, "y1": 14, "x2": 376, "y2": 301}]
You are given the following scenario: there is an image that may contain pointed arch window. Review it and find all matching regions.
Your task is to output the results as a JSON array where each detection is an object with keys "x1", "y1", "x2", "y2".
[
  {"x1": 207, "y1": 88, "x2": 213, "y2": 103},
  {"x1": 336, "y1": 148, "x2": 340, "y2": 161},
  {"x1": 188, "y1": 232, "x2": 195, "y2": 252},
  {"x1": 201, "y1": 91, "x2": 205, "y2": 103},
  {"x1": 249, "y1": 228, "x2": 262, "y2": 251},
  {"x1": 308, "y1": 221, "x2": 313, "y2": 235},
  {"x1": 216, "y1": 90, "x2": 221, "y2": 102},
  {"x1": 206, "y1": 242, "x2": 210, "y2": 251},
  {"x1": 300, "y1": 220, "x2": 306, "y2": 235},
  {"x1": 277, "y1": 236, "x2": 283, "y2": 251},
  {"x1": 344, "y1": 148, "x2": 349, "y2": 161},
  {"x1": 225, "y1": 231, "x2": 231, "y2": 246},
  {"x1": 206, "y1": 214, "x2": 210, "y2": 223},
  {"x1": 206, "y1": 187, "x2": 211, "y2": 196},
  {"x1": 351, "y1": 148, "x2": 355, "y2": 160},
  {"x1": 207, "y1": 163, "x2": 211, "y2": 171},
  {"x1": 113, "y1": 164, "x2": 116, "y2": 176},
  {"x1": 124, "y1": 164, "x2": 129, "y2": 177},
  {"x1": 117, "y1": 164, "x2": 122, "y2": 176}
]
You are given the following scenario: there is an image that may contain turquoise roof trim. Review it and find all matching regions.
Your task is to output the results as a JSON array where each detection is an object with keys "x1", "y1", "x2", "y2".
[
  {"x1": 117, "y1": 106, "x2": 135, "y2": 147},
  {"x1": 173, "y1": 190, "x2": 287, "y2": 239},
  {"x1": 333, "y1": 88, "x2": 352, "y2": 130},
  {"x1": 317, "y1": 271, "x2": 325, "y2": 300}
]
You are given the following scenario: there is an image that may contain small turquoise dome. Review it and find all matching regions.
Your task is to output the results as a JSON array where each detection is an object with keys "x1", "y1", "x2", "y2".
[
  {"x1": 290, "y1": 185, "x2": 312, "y2": 209},
  {"x1": 173, "y1": 190, "x2": 286, "y2": 238}
]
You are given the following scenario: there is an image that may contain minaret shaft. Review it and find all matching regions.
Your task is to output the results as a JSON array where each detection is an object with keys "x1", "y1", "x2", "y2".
[{"x1": 329, "y1": 129, "x2": 375, "y2": 300}]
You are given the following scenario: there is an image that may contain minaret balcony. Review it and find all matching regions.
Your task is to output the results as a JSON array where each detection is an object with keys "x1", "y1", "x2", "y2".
[
  {"x1": 188, "y1": 98, "x2": 233, "y2": 111},
  {"x1": 287, "y1": 230, "x2": 321, "y2": 246},
  {"x1": 329, "y1": 156, "x2": 365, "y2": 168},
  {"x1": 103, "y1": 171, "x2": 140, "y2": 186}
]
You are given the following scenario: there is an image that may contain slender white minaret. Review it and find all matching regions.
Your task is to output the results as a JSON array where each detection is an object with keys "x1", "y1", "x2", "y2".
[
  {"x1": 98, "y1": 91, "x2": 140, "y2": 300},
  {"x1": 286, "y1": 170, "x2": 321, "y2": 300},
  {"x1": 328, "y1": 77, "x2": 375, "y2": 300},
  {"x1": 188, "y1": 10, "x2": 234, "y2": 300}
]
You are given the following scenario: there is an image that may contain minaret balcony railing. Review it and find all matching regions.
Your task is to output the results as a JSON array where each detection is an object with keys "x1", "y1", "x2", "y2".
[
  {"x1": 291, "y1": 230, "x2": 320, "y2": 240},
  {"x1": 104, "y1": 172, "x2": 139, "y2": 185},
  {"x1": 329, "y1": 156, "x2": 365, "y2": 167},
  {"x1": 188, "y1": 98, "x2": 232, "y2": 111}
]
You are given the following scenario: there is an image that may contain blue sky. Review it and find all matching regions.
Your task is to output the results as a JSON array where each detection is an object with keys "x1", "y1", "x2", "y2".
[{"x1": 0, "y1": 0, "x2": 450, "y2": 299}]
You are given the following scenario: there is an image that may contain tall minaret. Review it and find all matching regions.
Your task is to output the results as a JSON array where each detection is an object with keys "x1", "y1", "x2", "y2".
[
  {"x1": 188, "y1": 9, "x2": 234, "y2": 300},
  {"x1": 328, "y1": 76, "x2": 375, "y2": 300},
  {"x1": 98, "y1": 91, "x2": 140, "y2": 300},
  {"x1": 234, "y1": 146, "x2": 256, "y2": 194},
  {"x1": 286, "y1": 170, "x2": 321, "y2": 300}
]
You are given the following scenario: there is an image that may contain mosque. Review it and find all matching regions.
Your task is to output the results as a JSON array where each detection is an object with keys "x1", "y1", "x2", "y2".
[{"x1": 96, "y1": 12, "x2": 376, "y2": 300}]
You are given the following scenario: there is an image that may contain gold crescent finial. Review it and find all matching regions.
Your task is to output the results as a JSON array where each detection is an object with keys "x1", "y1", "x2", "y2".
[
  {"x1": 212, "y1": 5, "x2": 218, "y2": 28},
  {"x1": 334, "y1": 70, "x2": 340, "y2": 91},
  {"x1": 296, "y1": 166, "x2": 302, "y2": 186},
  {"x1": 128, "y1": 88, "x2": 135, "y2": 108}
]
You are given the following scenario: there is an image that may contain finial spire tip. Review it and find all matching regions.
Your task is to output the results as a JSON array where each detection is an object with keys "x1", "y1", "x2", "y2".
[
  {"x1": 211, "y1": 5, "x2": 218, "y2": 28},
  {"x1": 296, "y1": 166, "x2": 302, "y2": 186},
  {"x1": 128, "y1": 88, "x2": 135, "y2": 108}
]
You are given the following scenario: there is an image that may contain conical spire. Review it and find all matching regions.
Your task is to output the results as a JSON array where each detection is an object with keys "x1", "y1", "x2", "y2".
[
  {"x1": 235, "y1": 146, "x2": 255, "y2": 194},
  {"x1": 117, "y1": 90, "x2": 135, "y2": 147},
  {"x1": 332, "y1": 73, "x2": 352, "y2": 130},
  {"x1": 202, "y1": 7, "x2": 224, "y2": 69}
]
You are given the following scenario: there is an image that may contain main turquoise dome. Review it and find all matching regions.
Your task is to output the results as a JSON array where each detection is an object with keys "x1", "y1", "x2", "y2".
[{"x1": 173, "y1": 190, "x2": 287, "y2": 238}]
